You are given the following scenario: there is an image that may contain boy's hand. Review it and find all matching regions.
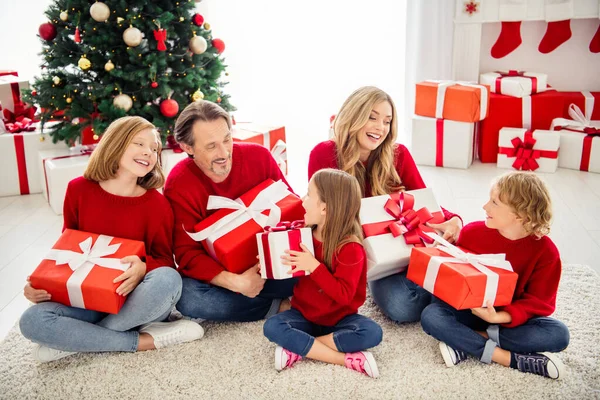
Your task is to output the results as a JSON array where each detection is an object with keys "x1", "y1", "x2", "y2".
[
  {"x1": 281, "y1": 243, "x2": 320, "y2": 274},
  {"x1": 427, "y1": 216, "x2": 462, "y2": 243},
  {"x1": 471, "y1": 301, "x2": 511, "y2": 324}
]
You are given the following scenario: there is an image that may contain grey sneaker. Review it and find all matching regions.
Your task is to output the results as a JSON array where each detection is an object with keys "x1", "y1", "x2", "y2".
[
  {"x1": 32, "y1": 344, "x2": 77, "y2": 363},
  {"x1": 513, "y1": 352, "x2": 565, "y2": 380},
  {"x1": 139, "y1": 320, "x2": 204, "y2": 349},
  {"x1": 439, "y1": 342, "x2": 468, "y2": 367}
]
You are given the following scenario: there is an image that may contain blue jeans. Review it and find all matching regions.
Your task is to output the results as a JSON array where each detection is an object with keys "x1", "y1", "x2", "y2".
[
  {"x1": 19, "y1": 267, "x2": 182, "y2": 352},
  {"x1": 177, "y1": 277, "x2": 297, "y2": 322},
  {"x1": 369, "y1": 271, "x2": 433, "y2": 323},
  {"x1": 263, "y1": 308, "x2": 383, "y2": 357},
  {"x1": 421, "y1": 302, "x2": 570, "y2": 364}
]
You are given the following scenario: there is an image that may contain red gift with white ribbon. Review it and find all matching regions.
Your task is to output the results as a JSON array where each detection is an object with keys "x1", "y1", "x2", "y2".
[
  {"x1": 407, "y1": 232, "x2": 518, "y2": 310},
  {"x1": 257, "y1": 220, "x2": 314, "y2": 280},
  {"x1": 480, "y1": 70, "x2": 548, "y2": 98},
  {"x1": 497, "y1": 128, "x2": 560, "y2": 172},
  {"x1": 359, "y1": 188, "x2": 445, "y2": 281},
  {"x1": 232, "y1": 123, "x2": 287, "y2": 174},
  {"x1": 30, "y1": 229, "x2": 146, "y2": 314},
  {"x1": 187, "y1": 179, "x2": 305, "y2": 274}
]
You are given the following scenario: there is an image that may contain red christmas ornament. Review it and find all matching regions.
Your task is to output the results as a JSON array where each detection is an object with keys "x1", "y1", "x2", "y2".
[
  {"x1": 160, "y1": 99, "x2": 179, "y2": 117},
  {"x1": 217, "y1": 97, "x2": 222, "y2": 103},
  {"x1": 32, "y1": 90, "x2": 37, "y2": 96},
  {"x1": 192, "y1": 14, "x2": 204, "y2": 26},
  {"x1": 81, "y1": 125, "x2": 100, "y2": 145},
  {"x1": 153, "y1": 29, "x2": 167, "y2": 51},
  {"x1": 39, "y1": 22, "x2": 57, "y2": 41},
  {"x1": 212, "y1": 38, "x2": 225, "y2": 54},
  {"x1": 151, "y1": 82, "x2": 159, "y2": 88},
  {"x1": 74, "y1": 27, "x2": 82, "y2": 43},
  {"x1": 464, "y1": 1, "x2": 479, "y2": 15}
]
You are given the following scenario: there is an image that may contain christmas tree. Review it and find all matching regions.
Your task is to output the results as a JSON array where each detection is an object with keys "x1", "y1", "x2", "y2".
[{"x1": 22, "y1": 0, "x2": 234, "y2": 145}]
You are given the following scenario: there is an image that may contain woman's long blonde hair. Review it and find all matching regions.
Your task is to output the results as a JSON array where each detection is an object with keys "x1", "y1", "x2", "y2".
[
  {"x1": 311, "y1": 169, "x2": 363, "y2": 270},
  {"x1": 333, "y1": 86, "x2": 402, "y2": 196},
  {"x1": 84, "y1": 116, "x2": 165, "y2": 189}
]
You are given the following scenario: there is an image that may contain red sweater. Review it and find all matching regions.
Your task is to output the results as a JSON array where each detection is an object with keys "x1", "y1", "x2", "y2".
[
  {"x1": 308, "y1": 140, "x2": 458, "y2": 221},
  {"x1": 292, "y1": 239, "x2": 367, "y2": 326},
  {"x1": 164, "y1": 142, "x2": 292, "y2": 282},
  {"x1": 63, "y1": 177, "x2": 175, "y2": 271},
  {"x1": 456, "y1": 221, "x2": 562, "y2": 328}
]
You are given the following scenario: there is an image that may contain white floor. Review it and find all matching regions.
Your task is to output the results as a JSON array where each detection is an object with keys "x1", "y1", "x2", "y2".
[{"x1": 1, "y1": 161, "x2": 599, "y2": 344}]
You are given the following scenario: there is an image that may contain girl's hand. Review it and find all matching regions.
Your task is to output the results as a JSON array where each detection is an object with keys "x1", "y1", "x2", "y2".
[
  {"x1": 427, "y1": 216, "x2": 463, "y2": 244},
  {"x1": 23, "y1": 276, "x2": 51, "y2": 304},
  {"x1": 114, "y1": 256, "x2": 147, "y2": 296},
  {"x1": 281, "y1": 243, "x2": 321, "y2": 274}
]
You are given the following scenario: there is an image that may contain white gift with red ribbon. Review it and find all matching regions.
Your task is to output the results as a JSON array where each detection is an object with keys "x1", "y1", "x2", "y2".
[{"x1": 44, "y1": 235, "x2": 130, "y2": 309}]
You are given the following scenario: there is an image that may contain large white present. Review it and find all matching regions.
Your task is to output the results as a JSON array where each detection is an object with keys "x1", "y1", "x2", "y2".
[
  {"x1": 160, "y1": 148, "x2": 188, "y2": 178},
  {"x1": 38, "y1": 148, "x2": 91, "y2": 214},
  {"x1": 480, "y1": 70, "x2": 548, "y2": 98},
  {"x1": 497, "y1": 128, "x2": 560, "y2": 173},
  {"x1": 0, "y1": 132, "x2": 67, "y2": 197},
  {"x1": 0, "y1": 75, "x2": 29, "y2": 114},
  {"x1": 360, "y1": 188, "x2": 444, "y2": 282},
  {"x1": 411, "y1": 116, "x2": 475, "y2": 169},
  {"x1": 256, "y1": 221, "x2": 314, "y2": 280}
]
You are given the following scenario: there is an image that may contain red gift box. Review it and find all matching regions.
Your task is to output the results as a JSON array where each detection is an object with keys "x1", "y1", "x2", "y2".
[
  {"x1": 187, "y1": 179, "x2": 305, "y2": 274},
  {"x1": 479, "y1": 91, "x2": 564, "y2": 163},
  {"x1": 407, "y1": 233, "x2": 517, "y2": 310},
  {"x1": 30, "y1": 229, "x2": 146, "y2": 314},
  {"x1": 0, "y1": 70, "x2": 18, "y2": 77},
  {"x1": 560, "y1": 91, "x2": 600, "y2": 121},
  {"x1": 232, "y1": 123, "x2": 287, "y2": 174}
]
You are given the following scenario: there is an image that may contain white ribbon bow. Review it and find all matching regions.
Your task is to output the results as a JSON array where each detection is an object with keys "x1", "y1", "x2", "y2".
[
  {"x1": 45, "y1": 234, "x2": 130, "y2": 309},
  {"x1": 551, "y1": 103, "x2": 600, "y2": 131},
  {"x1": 425, "y1": 80, "x2": 489, "y2": 120},
  {"x1": 270, "y1": 139, "x2": 287, "y2": 175},
  {"x1": 187, "y1": 180, "x2": 292, "y2": 258},
  {"x1": 422, "y1": 232, "x2": 513, "y2": 308}
]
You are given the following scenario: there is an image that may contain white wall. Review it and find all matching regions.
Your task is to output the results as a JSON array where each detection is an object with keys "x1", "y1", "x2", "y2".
[{"x1": 0, "y1": 0, "x2": 407, "y2": 195}]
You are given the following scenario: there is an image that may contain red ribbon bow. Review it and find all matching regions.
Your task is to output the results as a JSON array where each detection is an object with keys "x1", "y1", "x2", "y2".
[
  {"x1": 498, "y1": 130, "x2": 558, "y2": 171},
  {"x1": 153, "y1": 29, "x2": 167, "y2": 51},
  {"x1": 264, "y1": 220, "x2": 305, "y2": 232},
  {"x1": 494, "y1": 70, "x2": 538, "y2": 94},
  {"x1": 3, "y1": 102, "x2": 38, "y2": 133}
]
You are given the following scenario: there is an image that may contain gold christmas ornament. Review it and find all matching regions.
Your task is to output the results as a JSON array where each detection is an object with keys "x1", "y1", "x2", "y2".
[
  {"x1": 123, "y1": 26, "x2": 142, "y2": 47},
  {"x1": 52, "y1": 76, "x2": 61, "y2": 85},
  {"x1": 60, "y1": 11, "x2": 68, "y2": 21},
  {"x1": 93, "y1": 134, "x2": 99, "y2": 140},
  {"x1": 179, "y1": 17, "x2": 184, "y2": 22},
  {"x1": 113, "y1": 93, "x2": 133, "y2": 112},
  {"x1": 90, "y1": 2, "x2": 110, "y2": 22},
  {"x1": 66, "y1": 97, "x2": 73, "y2": 104},
  {"x1": 104, "y1": 60, "x2": 115, "y2": 71},
  {"x1": 39, "y1": 136, "x2": 46, "y2": 142},
  {"x1": 117, "y1": 17, "x2": 125, "y2": 23},
  {"x1": 192, "y1": 90, "x2": 204, "y2": 102},
  {"x1": 203, "y1": 22, "x2": 211, "y2": 30},
  {"x1": 78, "y1": 56, "x2": 91, "y2": 70},
  {"x1": 189, "y1": 35, "x2": 207, "y2": 54}
]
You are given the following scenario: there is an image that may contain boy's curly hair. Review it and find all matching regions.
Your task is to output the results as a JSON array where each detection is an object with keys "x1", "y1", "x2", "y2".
[{"x1": 494, "y1": 171, "x2": 552, "y2": 238}]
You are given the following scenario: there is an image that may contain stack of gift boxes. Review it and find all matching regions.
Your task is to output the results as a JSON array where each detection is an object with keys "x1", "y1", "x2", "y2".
[{"x1": 412, "y1": 71, "x2": 600, "y2": 174}]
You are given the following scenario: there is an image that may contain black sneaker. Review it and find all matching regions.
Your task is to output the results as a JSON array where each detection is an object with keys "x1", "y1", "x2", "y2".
[
  {"x1": 513, "y1": 352, "x2": 565, "y2": 379},
  {"x1": 439, "y1": 342, "x2": 468, "y2": 367}
]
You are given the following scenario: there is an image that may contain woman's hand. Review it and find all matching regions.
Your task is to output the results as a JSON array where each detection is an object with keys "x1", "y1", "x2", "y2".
[
  {"x1": 427, "y1": 216, "x2": 462, "y2": 243},
  {"x1": 281, "y1": 243, "x2": 321, "y2": 274},
  {"x1": 114, "y1": 256, "x2": 147, "y2": 296},
  {"x1": 23, "y1": 276, "x2": 51, "y2": 304}
]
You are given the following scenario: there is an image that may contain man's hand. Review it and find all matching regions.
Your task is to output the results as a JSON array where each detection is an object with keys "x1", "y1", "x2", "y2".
[
  {"x1": 114, "y1": 255, "x2": 147, "y2": 296},
  {"x1": 234, "y1": 263, "x2": 265, "y2": 298},
  {"x1": 23, "y1": 276, "x2": 51, "y2": 303}
]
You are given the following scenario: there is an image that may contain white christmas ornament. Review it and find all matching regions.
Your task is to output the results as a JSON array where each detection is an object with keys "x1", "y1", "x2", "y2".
[
  {"x1": 189, "y1": 35, "x2": 208, "y2": 54},
  {"x1": 60, "y1": 11, "x2": 68, "y2": 21},
  {"x1": 113, "y1": 93, "x2": 133, "y2": 112},
  {"x1": 123, "y1": 27, "x2": 143, "y2": 47},
  {"x1": 90, "y1": 2, "x2": 110, "y2": 22}
]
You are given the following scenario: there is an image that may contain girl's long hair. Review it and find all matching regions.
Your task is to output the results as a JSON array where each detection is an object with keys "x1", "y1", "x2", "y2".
[
  {"x1": 333, "y1": 86, "x2": 403, "y2": 196},
  {"x1": 312, "y1": 168, "x2": 363, "y2": 270}
]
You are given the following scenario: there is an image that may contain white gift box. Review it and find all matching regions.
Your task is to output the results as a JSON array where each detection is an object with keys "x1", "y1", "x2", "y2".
[
  {"x1": 38, "y1": 149, "x2": 91, "y2": 214},
  {"x1": 0, "y1": 132, "x2": 67, "y2": 197},
  {"x1": 0, "y1": 75, "x2": 29, "y2": 113},
  {"x1": 257, "y1": 225, "x2": 314, "y2": 280},
  {"x1": 480, "y1": 71, "x2": 548, "y2": 98},
  {"x1": 160, "y1": 149, "x2": 188, "y2": 178},
  {"x1": 360, "y1": 188, "x2": 444, "y2": 282},
  {"x1": 497, "y1": 128, "x2": 560, "y2": 173},
  {"x1": 411, "y1": 116, "x2": 475, "y2": 169}
]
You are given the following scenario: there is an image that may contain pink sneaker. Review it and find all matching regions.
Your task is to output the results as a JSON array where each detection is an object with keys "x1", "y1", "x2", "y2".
[
  {"x1": 274, "y1": 346, "x2": 302, "y2": 371},
  {"x1": 344, "y1": 351, "x2": 379, "y2": 378}
]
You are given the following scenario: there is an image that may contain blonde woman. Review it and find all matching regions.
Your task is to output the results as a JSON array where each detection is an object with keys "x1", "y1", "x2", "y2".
[
  {"x1": 308, "y1": 86, "x2": 462, "y2": 324},
  {"x1": 20, "y1": 116, "x2": 204, "y2": 363}
]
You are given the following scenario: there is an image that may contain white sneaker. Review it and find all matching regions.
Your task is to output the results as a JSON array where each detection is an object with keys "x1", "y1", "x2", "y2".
[
  {"x1": 32, "y1": 344, "x2": 77, "y2": 363},
  {"x1": 139, "y1": 320, "x2": 204, "y2": 349},
  {"x1": 439, "y1": 342, "x2": 468, "y2": 367}
]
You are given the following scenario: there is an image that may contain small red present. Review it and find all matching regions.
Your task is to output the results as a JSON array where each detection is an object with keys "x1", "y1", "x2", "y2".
[
  {"x1": 30, "y1": 229, "x2": 146, "y2": 314},
  {"x1": 560, "y1": 91, "x2": 600, "y2": 121},
  {"x1": 407, "y1": 233, "x2": 517, "y2": 310},
  {"x1": 479, "y1": 91, "x2": 564, "y2": 163},
  {"x1": 187, "y1": 179, "x2": 305, "y2": 274}
]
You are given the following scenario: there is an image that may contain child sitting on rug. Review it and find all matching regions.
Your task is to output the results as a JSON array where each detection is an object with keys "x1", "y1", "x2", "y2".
[
  {"x1": 263, "y1": 168, "x2": 383, "y2": 378},
  {"x1": 421, "y1": 171, "x2": 570, "y2": 379}
]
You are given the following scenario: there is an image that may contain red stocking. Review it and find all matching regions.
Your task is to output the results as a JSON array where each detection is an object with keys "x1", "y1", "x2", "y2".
[
  {"x1": 491, "y1": 21, "x2": 522, "y2": 59},
  {"x1": 590, "y1": 22, "x2": 600, "y2": 53},
  {"x1": 539, "y1": 20, "x2": 572, "y2": 53}
]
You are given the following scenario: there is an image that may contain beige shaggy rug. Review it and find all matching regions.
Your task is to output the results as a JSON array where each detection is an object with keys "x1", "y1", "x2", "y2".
[{"x1": 0, "y1": 264, "x2": 599, "y2": 400}]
